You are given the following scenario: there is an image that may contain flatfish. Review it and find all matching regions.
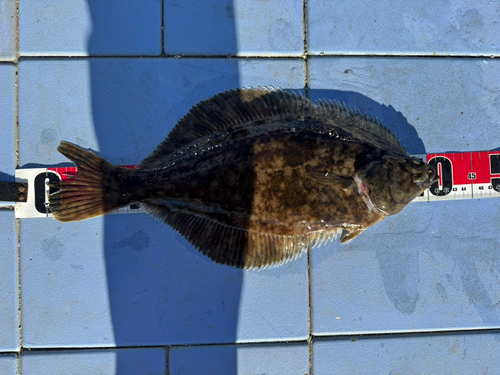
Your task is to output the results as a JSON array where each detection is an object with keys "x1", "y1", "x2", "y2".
[{"x1": 49, "y1": 88, "x2": 437, "y2": 269}]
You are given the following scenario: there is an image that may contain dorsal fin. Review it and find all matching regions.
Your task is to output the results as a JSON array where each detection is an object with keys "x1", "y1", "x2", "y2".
[
  {"x1": 141, "y1": 87, "x2": 407, "y2": 166},
  {"x1": 142, "y1": 202, "x2": 340, "y2": 269},
  {"x1": 314, "y1": 98, "x2": 405, "y2": 152},
  {"x1": 141, "y1": 87, "x2": 313, "y2": 166}
]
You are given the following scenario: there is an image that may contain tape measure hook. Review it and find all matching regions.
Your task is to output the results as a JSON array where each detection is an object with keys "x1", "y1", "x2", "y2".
[{"x1": 0, "y1": 181, "x2": 28, "y2": 202}]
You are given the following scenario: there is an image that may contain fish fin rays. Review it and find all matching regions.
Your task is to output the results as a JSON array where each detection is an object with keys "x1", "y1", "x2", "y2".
[
  {"x1": 141, "y1": 87, "x2": 407, "y2": 167},
  {"x1": 142, "y1": 203, "x2": 341, "y2": 269},
  {"x1": 48, "y1": 142, "x2": 130, "y2": 222},
  {"x1": 315, "y1": 99, "x2": 407, "y2": 155},
  {"x1": 140, "y1": 87, "x2": 314, "y2": 166}
]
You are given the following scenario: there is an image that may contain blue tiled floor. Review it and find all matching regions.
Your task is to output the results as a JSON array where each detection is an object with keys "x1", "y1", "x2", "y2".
[
  {"x1": 2, "y1": 0, "x2": 500, "y2": 374},
  {"x1": 311, "y1": 199, "x2": 500, "y2": 335},
  {"x1": 169, "y1": 343, "x2": 308, "y2": 374}
]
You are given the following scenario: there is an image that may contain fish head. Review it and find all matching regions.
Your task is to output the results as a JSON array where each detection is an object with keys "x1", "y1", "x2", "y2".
[{"x1": 355, "y1": 155, "x2": 437, "y2": 216}]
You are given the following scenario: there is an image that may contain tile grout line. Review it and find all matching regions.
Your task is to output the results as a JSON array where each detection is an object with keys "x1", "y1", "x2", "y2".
[
  {"x1": 165, "y1": 347, "x2": 170, "y2": 375},
  {"x1": 15, "y1": 324, "x2": 500, "y2": 352},
  {"x1": 20, "y1": 340, "x2": 310, "y2": 354},
  {"x1": 14, "y1": 5, "x2": 19, "y2": 169},
  {"x1": 302, "y1": 0, "x2": 309, "y2": 98},
  {"x1": 302, "y1": 0, "x2": 314, "y2": 374},
  {"x1": 15, "y1": 218, "x2": 21, "y2": 372},
  {"x1": 11, "y1": 53, "x2": 500, "y2": 60},
  {"x1": 14, "y1": 0, "x2": 22, "y2": 374},
  {"x1": 307, "y1": 250, "x2": 313, "y2": 375},
  {"x1": 161, "y1": 0, "x2": 166, "y2": 58},
  {"x1": 161, "y1": 7, "x2": 168, "y2": 375}
]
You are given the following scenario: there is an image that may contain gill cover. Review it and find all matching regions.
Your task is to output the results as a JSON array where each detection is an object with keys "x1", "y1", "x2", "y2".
[{"x1": 357, "y1": 155, "x2": 437, "y2": 216}]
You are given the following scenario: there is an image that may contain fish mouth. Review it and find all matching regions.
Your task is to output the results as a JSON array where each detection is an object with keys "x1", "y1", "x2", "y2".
[
  {"x1": 421, "y1": 164, "x2": 438, "y2": 187},
  {"x1": 412, "y1": 163, "x2": 438, "y2": 188},
  {"x1": 353, "y1": 174, "x2": 389, "y2": 216}
]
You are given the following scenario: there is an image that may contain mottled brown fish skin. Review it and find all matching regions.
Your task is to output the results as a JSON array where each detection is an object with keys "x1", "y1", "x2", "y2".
[
  {"x1": 119, "y1": 124, "x2": 390, "y2": 267},
  {"x1": 249, "y1": 125, "x2": 385, "y2": 236},
  {"x1": 49, "y1": 88, "x2": 437, "y2": 269},
  {"x1": 126, "y1": 121, "x2": 384, "y2": 236}
]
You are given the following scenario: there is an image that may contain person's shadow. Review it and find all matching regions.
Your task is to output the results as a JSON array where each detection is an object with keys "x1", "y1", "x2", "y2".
[
  {"x1": 86, "y1": 2, "x2": 243, "y2": 373},
  {"x1": 83, "y1": 2, "x2": 429, "y2": 373}
]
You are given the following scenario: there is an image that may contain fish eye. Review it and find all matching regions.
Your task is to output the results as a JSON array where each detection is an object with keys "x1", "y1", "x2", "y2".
[{"x1": 409, "y1": 157, "x2": 420, "y2": 166}]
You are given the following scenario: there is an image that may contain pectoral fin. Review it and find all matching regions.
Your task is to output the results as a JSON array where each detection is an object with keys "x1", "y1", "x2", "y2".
[
  {"x1": 340, "y1": 227, "x2": 366, "y2": 243},
  {"x1": 307, "y1": 171, "x2": 354, "y2": 190}
]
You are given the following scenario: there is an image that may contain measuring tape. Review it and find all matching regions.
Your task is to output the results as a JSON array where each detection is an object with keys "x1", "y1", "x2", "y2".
[
  {"x1": 12, "y1": 151, "x2": 500, "y2": 218},
  {"x1": 413, "y1": 151, "x2": 500, "y2": 202},
  {"x1": 14, "y1": 165, "x2": 146, "y2": 218}
]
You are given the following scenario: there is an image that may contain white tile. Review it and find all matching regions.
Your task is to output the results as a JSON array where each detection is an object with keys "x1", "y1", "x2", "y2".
[
  {"x1": 0, "y1": 212, "x2": 19, "y2": 351},
  {"x1": 165, "y1": 0, "x2": 303, "y2": 56},
  {"x1": 308, "y1": 0, "x2": 500, "y2": 55},
  {"x1": 0, "y1": 64, "x2": 15, "y2": 174},
  {"x1": 19, "y1": 0, "x2": 161, "y2": 56},
  {"x1": 0, "y1": 354, "x2": 18, "y2": 375},
  {"x1": 314, "y1": 333, "x2": 500, "y2": 374},
  {"x1": 22, "y1": 349, "x2": 165, "y2": 375},
  {"x1": 0, "y1": 0, "x2": 16, "y2": 60}
]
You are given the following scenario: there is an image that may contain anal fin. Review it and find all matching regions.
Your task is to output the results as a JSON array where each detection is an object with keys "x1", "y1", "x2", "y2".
[{"x1": 142, "y1": 203, "x2": 341, "y2": 269}]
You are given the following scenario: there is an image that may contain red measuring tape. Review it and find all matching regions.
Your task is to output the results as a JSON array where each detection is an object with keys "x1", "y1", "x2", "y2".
[
  {"x1": 13, "y1": 151, "x2": 500, "y2": 218},
  {"x1": 413, "y1": 151, "x2": 500, "y2": 202}
]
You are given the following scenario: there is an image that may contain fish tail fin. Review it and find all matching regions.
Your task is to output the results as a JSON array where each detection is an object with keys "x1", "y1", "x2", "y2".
[{"x1": 49, "y1": 141, "x2": 134, "y2": 222}]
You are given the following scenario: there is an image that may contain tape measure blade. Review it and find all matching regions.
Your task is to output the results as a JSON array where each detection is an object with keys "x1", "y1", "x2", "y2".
[{"x1": 12, "y1": 153, "x2": 500, "y2": 218}]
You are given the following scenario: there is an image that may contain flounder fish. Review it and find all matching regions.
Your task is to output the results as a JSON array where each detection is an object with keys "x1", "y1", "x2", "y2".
[{"x1": 49, "y1": 88, "x2": 437, "y2": 269}]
